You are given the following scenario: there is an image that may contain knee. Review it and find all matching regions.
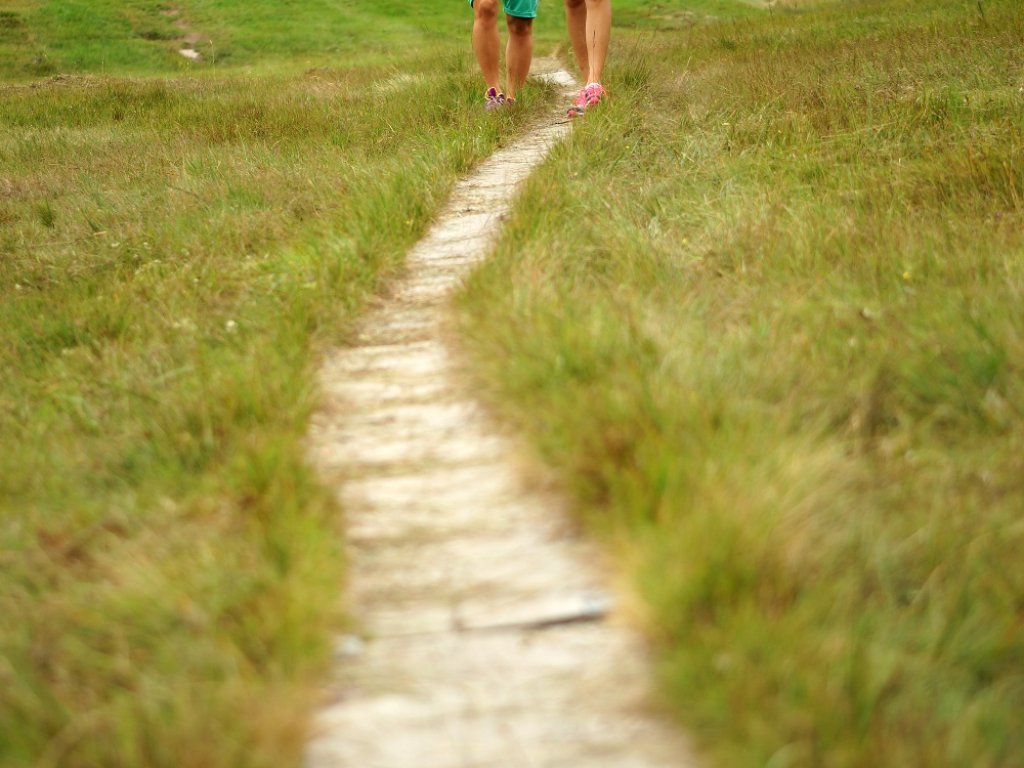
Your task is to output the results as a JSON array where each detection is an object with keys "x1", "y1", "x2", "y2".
[
  {"x1": 506, "y1": 15, "x2": 533, "y2": 37},
  {"x1": 564, "y1": 0, "x2": 585, "y2": 10},
  {"x1": 474, "y1": 0, "x2": 499, "y2": 22}
]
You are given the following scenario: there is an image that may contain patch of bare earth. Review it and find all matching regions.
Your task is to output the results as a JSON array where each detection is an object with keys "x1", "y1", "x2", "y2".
[
  {"x1": 161, "y1": 8, "x2": 208, "y2": 62},
  {"x1": 305, "y1": 61, "x2": 697, "y2": 767}
]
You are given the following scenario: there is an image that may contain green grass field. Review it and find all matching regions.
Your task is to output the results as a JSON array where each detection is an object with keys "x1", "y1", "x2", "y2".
[
  {"x1": 0, "y1": 2, "x2": 555, "y2": 765},
  {"x1": 3, "y1": 0, "x2": 1023, "y2": 765},
  {"x1": 460, "y1": 0, "x2": 1024, "y2": 765},
  {"x1": 0, "y1": 0, "x2": 452, "y2": 77}
]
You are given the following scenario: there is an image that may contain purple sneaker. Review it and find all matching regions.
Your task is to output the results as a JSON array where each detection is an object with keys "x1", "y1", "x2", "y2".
[{"x1": 484, "y1": 87, "x2": 507, "y2": 111}]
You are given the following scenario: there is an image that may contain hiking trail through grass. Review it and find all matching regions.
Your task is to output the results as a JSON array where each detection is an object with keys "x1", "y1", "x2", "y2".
[{"x1": 305, "y1": 59, "x2": 696, "y2": 767}]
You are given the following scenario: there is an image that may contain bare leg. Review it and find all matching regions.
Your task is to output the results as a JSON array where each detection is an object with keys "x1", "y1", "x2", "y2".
[
  {"x1": 583, "y1": 0, "x2": 610, "y2": 84},
  {"x1": 505, "y1": 15, "x2": 533, "y2": 100},
  {"x1": 564, "y1": 0, "x2": 589, "y2": 81},
  {"x1": 472, "y1": 0, "x2": 502, "y2": 93}
]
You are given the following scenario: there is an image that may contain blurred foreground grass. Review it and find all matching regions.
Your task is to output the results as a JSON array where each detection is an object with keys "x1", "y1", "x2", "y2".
[
  {"x1": 460, "y1": 0, "x2": 1024, "y2": 765},
  {"x1": 0, "y1": 3, "x2": 554, "y2": 764}
]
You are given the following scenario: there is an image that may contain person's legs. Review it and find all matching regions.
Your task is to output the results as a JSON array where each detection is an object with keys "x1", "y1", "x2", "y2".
[
  {"x1": 504, "y1": 15, "x2": 533, "y2": 101},
  {"x1": 582, "y1": 0, "x2": 610, "y2": 85},
  {"x1": 472, "y1": 0, "x2": 502, "y2": 95},
  {"x1": 564, "y1": 0, "x2": 589, "y2": 81},
  {"x1": 566, "y1": 0, "x2": 610, "y2": 115}
]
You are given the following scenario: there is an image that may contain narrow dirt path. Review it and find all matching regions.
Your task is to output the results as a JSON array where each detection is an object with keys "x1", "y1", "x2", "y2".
[{"x1": 305, "y1": 63, "x2": 696, "y2": 768}]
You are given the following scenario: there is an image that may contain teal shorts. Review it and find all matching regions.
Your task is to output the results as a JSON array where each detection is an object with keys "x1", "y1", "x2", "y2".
[{"x1": 468, "y1": 0, "x2": 538, "y2": 20}]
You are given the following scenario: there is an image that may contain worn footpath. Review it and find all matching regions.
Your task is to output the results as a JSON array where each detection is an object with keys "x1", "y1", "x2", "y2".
[{"x1": 305, "y1": 63, "x2": 696, "y2": 768}]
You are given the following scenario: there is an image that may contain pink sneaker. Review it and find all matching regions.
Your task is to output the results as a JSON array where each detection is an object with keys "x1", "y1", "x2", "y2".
[
  {"x1": 567, "y1": 87, "x2": 589, "y2": 117},
  {"x1": 584, "y1": 82, "x2": 607, "y2": 107},
  {"x1": 567, "y1": 82, "x2": 607, "y2": 117}
]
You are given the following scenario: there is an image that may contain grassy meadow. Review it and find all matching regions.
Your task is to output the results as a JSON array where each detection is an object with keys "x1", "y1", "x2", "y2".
[
  {"x1": 0, "y1": 2, "x2": 555, "y2": 765},
  {"x1": 0, "y1": 0, "x2": 454, "y2": 78},
  {"x1": 459, "y1": 0, "x2": 1024, "y2": 765},
  {"x1": 4, "y1": 0, "x2": 1023, "y2": 766}
]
